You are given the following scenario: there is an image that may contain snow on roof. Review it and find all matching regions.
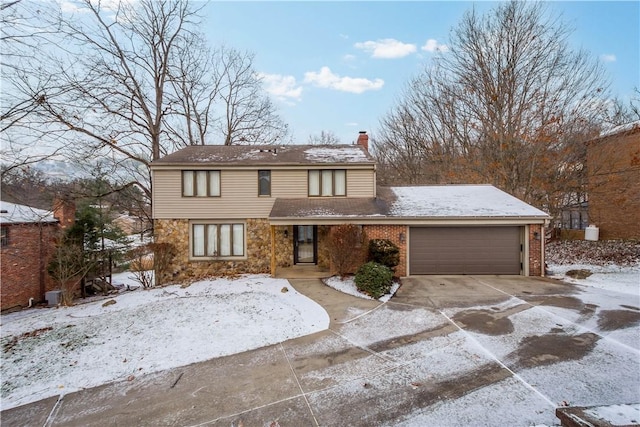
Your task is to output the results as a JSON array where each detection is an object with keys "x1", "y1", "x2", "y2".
[
  {"x1": 390, "y1": 185, "x2": 549, "y2": 218},
  {"x1": 151, "y1": 144, "x2": 375, "y2": 166},
  {"x1": 0, "y1": 200, "x2": 58, "y2": 225},
  {"x1": 598, "y1": 120, "x2": 640, "y2": 138},
  {"x1": 303, "y1": 146, "x2": 370, "y2": 163}
]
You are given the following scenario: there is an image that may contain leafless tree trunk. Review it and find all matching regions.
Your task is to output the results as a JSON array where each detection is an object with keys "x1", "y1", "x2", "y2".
[
  {"x1": 375, "y1": 1, "x2": 611, "y2": 213},
  {"x1": 3, "y1": 0, "x2": 289, "y2": 221}
]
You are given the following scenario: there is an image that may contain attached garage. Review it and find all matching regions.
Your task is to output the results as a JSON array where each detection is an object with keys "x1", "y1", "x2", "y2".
[{"x1": 409, "y1": 226, "x2": 522, "y2": 275}]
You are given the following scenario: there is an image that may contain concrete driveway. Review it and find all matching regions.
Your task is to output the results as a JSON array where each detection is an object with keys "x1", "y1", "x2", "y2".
[{"x1": 3, "y1": 275, "x2": 639, "y2": 426}]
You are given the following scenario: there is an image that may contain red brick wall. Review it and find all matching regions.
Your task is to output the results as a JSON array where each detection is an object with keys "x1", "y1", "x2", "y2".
[
  {"x1": 1, "y1": 223, "x2": 59, "y2": 311},
  {"x1": 587, "y1": 130, "x2": 640, "y2": 239},
  {"x1": 528, "y1": 224, "x2": 544, "y2": 276},
  {"x1": 363, "y1": 225, "x2": 407, "y2": 277}
]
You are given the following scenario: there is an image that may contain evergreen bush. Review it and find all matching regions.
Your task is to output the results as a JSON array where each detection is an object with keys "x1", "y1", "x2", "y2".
[
  {"x1": 354, "y1": 261, "x2": 393, "y2": 299},
  {"x1": 368, "y1": 239, "x2": 400, "y2": 269}
]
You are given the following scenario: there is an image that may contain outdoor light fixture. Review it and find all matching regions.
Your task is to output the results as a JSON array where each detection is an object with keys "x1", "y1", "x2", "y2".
[
  {"x1": 284, "y1": 229, "x2": 289, "y2": 238},
  {"x1": 399, "y1": 232, "x2": 406, "y2": 243},
  {"x1": 533, "y1": 231, "x2": 540, "y2": 240}
]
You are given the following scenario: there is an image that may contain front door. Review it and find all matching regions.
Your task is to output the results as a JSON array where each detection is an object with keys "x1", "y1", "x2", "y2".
[{"x1": 293, "y1": 225, "x2": 317, "y2": 264}]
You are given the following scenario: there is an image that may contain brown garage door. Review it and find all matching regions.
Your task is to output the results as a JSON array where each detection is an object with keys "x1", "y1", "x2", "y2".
[{"x1": 409, "y1": 227, "x2": 522, "y2": 275}]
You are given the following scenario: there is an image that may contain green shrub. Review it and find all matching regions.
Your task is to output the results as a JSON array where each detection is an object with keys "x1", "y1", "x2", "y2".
[
  {"x1": 368, "y1": 239, "x2": 400, "y2": 269},
  {"x1": 354, "y1": 261, "x2": 393, "y2": 299}
]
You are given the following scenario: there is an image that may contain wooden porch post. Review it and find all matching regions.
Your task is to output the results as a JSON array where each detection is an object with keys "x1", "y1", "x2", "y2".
[{"x1": 270, "y1": 225, "x2": 276, "y2": 277}]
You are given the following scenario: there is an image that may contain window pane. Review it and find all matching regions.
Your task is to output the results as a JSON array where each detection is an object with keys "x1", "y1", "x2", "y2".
[
  {"x1": 209, "y1": 171, "x2": 220, "y2": 196},
  {"x1": 334, "y1": 170, "x2": 346, "y2": 196},
  {"x1": 232, "y1": 224, "x2": 244, "y2": 256},
  {"x1": 219, "y1": 224, "x2": 231, "y2": 256},
  {"x1": 258, "y1": 170, "x2": 271, "y2": 196},
  {"x1": 308, "y1": 170, "x2": 320, "y2": 196},
  {"x1": 196, "y1": 171, "x2": 207, "y2": 196},
  {"x1": 183, "y1": 171, "x2": 194, "y2": 196},
  {"x1": 321, "y1": 170, "x2": 333, "y2": 196},
  {"x1": 193, "y1": 224, "x2": 205, "y2": 256},
  {"x1": 207, "y1": 224, "x2": 218, "y2": 256}
]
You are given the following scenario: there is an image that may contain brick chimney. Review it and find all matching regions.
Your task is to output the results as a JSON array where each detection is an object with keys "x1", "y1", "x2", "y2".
[
  {"x1": 53, "y1": 197, "x2": 76, "y2": 230},
  {"x1": 356, "y1": 131, "x2": 369, "y2": 151}
]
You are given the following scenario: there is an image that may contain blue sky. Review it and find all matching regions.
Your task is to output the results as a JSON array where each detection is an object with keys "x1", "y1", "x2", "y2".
[{"x1": 203, "y1": 1, "x2": 639, "y2": 145}]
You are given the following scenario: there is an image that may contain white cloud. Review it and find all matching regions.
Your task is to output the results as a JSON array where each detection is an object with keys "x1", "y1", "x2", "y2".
[
  {"x1": 304, "y1": 67, "x2": 384, "y2": 94},
  {"x1": 343, "y1": 54, "x2": 357, "y2": 62},
  {"x1": 345, "y1": 122, "x2": 359, "y2": 127},
  {"x1": 600, "y1": 54, "x2": 617, "y2": 63},
  {"x1": 354, "y1": 38, "x2": 417, "y2": 59},
  {"x1": 421, "y1": 39, "x2": 449, "y2": 53},
  {"x1": 258, "y1": 73, "x2": 303, "y2": 102}
]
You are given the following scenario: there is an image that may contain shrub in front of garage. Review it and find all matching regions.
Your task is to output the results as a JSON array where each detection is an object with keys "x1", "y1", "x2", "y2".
[
  {"x1": 355, "y1": 261, "x2": 393, "y2": 299},
  {"x1": 368, "y1": 239, "x2": 400, "y2": 271}
]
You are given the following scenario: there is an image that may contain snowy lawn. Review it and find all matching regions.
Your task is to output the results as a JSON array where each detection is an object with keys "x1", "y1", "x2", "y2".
[
  {"x1": 0, "y1": 274, "x2": 329, "y2": 410},
  {"x1": 547, "y1": 264, "x2": 640, "y2": 296}
]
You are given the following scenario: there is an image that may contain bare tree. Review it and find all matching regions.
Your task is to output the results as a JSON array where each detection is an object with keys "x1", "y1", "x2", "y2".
[
  {"x1": 3, "y1": 0, "x2": 289, "y2": 221},
  {"x1": 216, "y1": 47, "x2": 289, "y2": 145},
  {"x1": 307, "y1": 130, "x2": 342, "y2": 145},
  {"x1": 375, "y1": 1, "x2": 611, "y2": 214}
]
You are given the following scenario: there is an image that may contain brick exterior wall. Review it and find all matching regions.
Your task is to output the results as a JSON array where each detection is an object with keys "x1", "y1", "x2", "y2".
[
  {"x1": 363, "y1": 224, "x2": 408, "y2": 277},
  {"x1": 1, "y1": 223, "x2": 59, "y2": 311},
  {"x1": 587, "y1": 129, "x2": 640, "y2": 239},
  {"x1": 528, "y1": 224, "x2": 544, "y2": 277},
  {"x1": 154, "y1": 219, "x2": 293, "y2": 283}
]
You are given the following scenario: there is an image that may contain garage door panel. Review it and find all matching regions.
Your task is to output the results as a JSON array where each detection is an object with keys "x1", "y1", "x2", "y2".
[{"x1": 409, "y1": 227, "x2": 521, "y2": 275}]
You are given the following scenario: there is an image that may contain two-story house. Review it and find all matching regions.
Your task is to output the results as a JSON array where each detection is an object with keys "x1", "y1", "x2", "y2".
[{"x1": 151, "y1": 132, "x2": 550, "y2": 282}]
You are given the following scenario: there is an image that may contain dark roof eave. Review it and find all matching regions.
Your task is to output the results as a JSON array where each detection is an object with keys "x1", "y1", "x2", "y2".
[
  {"x1": 269, "y1": 215, "x2": 550, "y2": 223},
  {"x1": 150, "y1": 161, "x2": 376, "y2": 168}
]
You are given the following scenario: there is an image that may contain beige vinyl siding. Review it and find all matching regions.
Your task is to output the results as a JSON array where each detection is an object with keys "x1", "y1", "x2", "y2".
[
  {"x1": 152, "y1": 166, "x2": 376, "y2": 219},
  {"x1": 154, "y1": 170, "x2": 275, "y2": 219},
  {"x1": 346, "y1": 169, "x2": 375, "y2": 197}
]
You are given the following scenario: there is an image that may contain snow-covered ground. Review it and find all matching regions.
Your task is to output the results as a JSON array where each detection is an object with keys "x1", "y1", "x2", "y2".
[
  {"x1": 0, "y1": 274, "x2": 329, "y2": 410},
  {"x1": 1, "y1": 250, "x2": 638, "y2": 424},
  {"x1": 547, "y1": 263, "x2": 640, "y2": 296},
  {"x1": 323, "y1": 275, "x2": 400, "y2": 302}
]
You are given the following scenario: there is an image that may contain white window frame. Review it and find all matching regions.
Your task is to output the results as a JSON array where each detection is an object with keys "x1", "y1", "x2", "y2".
[
  {"x1": 190, "y1": 221, "x2": 245, "y2": 259},
  {"x1": 308, "y1": 169, "x2": 346, "y2": 197},
  {"x1": 182, "y1": 170, "x2": 221, "y2": 197}
]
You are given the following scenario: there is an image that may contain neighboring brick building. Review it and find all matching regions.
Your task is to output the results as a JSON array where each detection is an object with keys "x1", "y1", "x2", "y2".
[
  {"x1": 587, "y1": 122, "x2": 640, "y2": 240},
  {"x1": 1, "y1": 201, "x2": 60, "y2": 311}
]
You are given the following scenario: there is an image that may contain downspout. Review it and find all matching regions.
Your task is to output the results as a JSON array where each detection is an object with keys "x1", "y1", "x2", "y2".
[{"x1": 39, "y1": 223, "x2": 45, "y2": 303}]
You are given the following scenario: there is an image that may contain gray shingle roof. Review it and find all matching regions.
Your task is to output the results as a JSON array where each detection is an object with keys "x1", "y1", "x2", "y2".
[
  {"x1": 269, "y1": 185, "x2": 549, "y2": 220},
  {"x1": 151, "y1": 144, "x2": 375, "y2": 166}
]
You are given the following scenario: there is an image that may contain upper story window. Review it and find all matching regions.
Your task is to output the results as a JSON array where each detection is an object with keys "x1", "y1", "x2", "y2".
[
  {"x1": 258, "y1": 170, "x2": 271, "y2": 196},
  {"x1": 308, "y1": 170, "x2": 346, "y2": 197},
  {"x1": 182, "y1": 170, "x2": 220, "y2": 197},
  {"x1": 1, "y1": 227, "x2": 8, "y2": 248}
]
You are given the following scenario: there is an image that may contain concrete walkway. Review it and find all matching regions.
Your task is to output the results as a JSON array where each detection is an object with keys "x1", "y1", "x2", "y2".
[{"x1": 2, "y1": 276, "x2": 639, "y2": 426}]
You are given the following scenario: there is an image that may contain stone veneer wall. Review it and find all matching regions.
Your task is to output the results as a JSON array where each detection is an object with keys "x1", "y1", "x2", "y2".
[
  {"x1": 362, "y1": 225, "x2": 407, "y2": 277},
  {"x1": 528, "y1": 224, "x2": 544, "y2": 276},
  {"x1": 155, "y1": 219, "x2": 292, "y2": 283},
  {"x1": 317, "y1": 226, "x2": 330, "y2": 270}
]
